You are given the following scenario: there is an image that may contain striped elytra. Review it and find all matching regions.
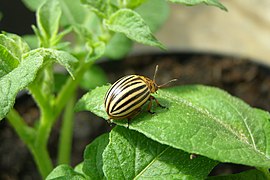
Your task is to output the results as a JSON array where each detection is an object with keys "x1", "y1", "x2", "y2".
[{"x1": 104, "y1": 65, "x2": 177, "y2": 123}]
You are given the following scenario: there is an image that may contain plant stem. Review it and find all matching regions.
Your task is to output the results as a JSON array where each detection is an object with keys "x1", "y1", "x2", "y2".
[
  {"x1": 30, "y1": 144, "x2": 53, "y2": 179},
  {"x1": 57, "y1": 93, "x2": 76, "y2": 165},
  {"x1": 36, "y1": 112, "x2": 53, "y2": 149},
  {"x1": 54, "y1": 62, "x2": 90, "y2": 119},
  {"x1": 6, "y1": 109, "x2": 36, "y2": 147},
  {"x1": 29, "y1": 83, "x2": 51, "y2": 113},
  {"x1": 6, "y1": 109, "x2": 53, "y2": 179}
]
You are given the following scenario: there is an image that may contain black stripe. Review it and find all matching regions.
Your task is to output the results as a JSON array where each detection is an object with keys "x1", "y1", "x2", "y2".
[
  {"x1": 105, "y1": 75, "x2": 135, "y2": 112},
  {"x1": 115, "y1": 90, "x2": 149, "y2": 116},
  {"x1": 111, "y1": 83, "x2": 146, "y2": 112},
  {"x1": 110, "y1": 78, "x2": 142, "y2": 102},
  {"x1": 114, "y1": 77, "x2": 142, "y2": 94},
  {"x1": 105, "y1": 75, "x2": 134, "y2": 102},
  {"x1": 112, "y1": 87, "x2": 149, "y2": 116}
]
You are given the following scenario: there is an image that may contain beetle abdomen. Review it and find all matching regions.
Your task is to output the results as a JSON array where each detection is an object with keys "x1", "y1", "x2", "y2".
[{"x1": 105, "y1": 75, "x2": 150, "y2": 119}]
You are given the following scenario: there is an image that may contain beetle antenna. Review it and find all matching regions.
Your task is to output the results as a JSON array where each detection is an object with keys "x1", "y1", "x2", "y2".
[
  {"x1": 153, "y1": 65, "x2": 159, "y2": 83},
  {"x1": 158, "y1": 79, "x2": 178, "y2": 88}
]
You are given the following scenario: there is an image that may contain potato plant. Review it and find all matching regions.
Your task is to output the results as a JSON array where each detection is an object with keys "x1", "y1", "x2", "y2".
[{"x1": 0, "y1": 0, "x2": 269, "y2": 179}]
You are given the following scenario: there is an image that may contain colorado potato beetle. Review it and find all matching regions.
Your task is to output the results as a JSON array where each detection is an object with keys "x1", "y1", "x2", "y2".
[{"x1": 104, "y1": 65, "x2": 176, "y2": 126}]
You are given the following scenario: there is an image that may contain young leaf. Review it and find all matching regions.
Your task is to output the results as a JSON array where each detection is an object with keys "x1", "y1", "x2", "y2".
[
  {"x1": 207, "y1": 169, "x2": 267, "y2": 180},
  {"x1": 81, "y1": 0, "x2": 113, "y2": 17},
  {"x1": 33, "y1": 48, "x2": 78, "y2": 78},
  {"x1": 0, "y1": 34, "x2": 28, "y2": 61},
  {"x1": 83, "y1": 133, "x2": 109, "y2": 179},
  {"x1": 103, "y1": 126, "x2": 217, "y2": 179},
  {"x1": 104, "y1": 33, "x2": 133, "y2": 60},
  {"x1": 123, "y1": 0, "x2": 148, "y2": 9},
  {"x1": 46, "y1": 164, "x2": 85, "y2": 180},
  {"x1": 42, "y1": 49, "x2": 78, "y2": 79},
  {"x1": 169, "y1": 0, "x2": 227, "y2": 11},
  {"x1": 0, "y1": 51, "x2": 43, "y2": 120},
  {"x1": 80, "y1": 65, "x2": 108, "y2": 90},
  {"x1": 86, "y1": 41, "x2": 106, "y2": 63},
  {"x1": 75, "y1": 85, "x2": 270, "y2": 168},
  {"x1": 3, "y1": 33, "x2": 30, "y2": 57},
  {"x1": 0, "y1": 45, "x2": 19, "y2": 78},
  {"x1": 21, "y1": 0, "x2": 46, "y2": 11},
  {"x1": 105, "y1": 9, "x2": 164, "y2": 49},
  {"x1": 0, "y1": 33, "x2": 31, "y2": 77},
  {"x1": 58, "y1": 0, "x2": 88, "y2": 26},
  {"x1": 36, "y1": 0, "x2": 61, "y2": 46},
  {"x1": 136, "y1": 0, "x2": 170, "y2": 32},
  {"x1": 23, "y1": 34, "x2": 39, "y2": 49}
]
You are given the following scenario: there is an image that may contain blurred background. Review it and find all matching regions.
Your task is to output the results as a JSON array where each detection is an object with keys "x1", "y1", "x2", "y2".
[
  {"x1": 1, "y1": 0, "x2": 270, "y2": 66},
  {"x1": 134, "y1": 0, "x2": 270, "y2": 66}
]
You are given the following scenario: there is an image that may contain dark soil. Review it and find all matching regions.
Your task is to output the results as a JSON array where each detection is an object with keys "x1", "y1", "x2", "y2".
[{"x1": 1, "y1": 53, "x2": 270, "y2": 179}]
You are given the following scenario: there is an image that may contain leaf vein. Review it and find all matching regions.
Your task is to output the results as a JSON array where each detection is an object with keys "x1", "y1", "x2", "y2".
[
  {"x1": 133, "y1": 147, "x2": 170, "y2": 179},
  {"x1": 160, "y1": 91, "x2": 269, "y2": 160}
]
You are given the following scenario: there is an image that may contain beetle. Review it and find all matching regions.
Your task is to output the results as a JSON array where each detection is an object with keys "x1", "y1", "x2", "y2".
[{"x1": 104, "y1": 65, "x2": 176, "y2": 126}]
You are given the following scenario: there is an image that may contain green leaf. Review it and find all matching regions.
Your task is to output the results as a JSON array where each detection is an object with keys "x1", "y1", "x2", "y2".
[
  {"x1": 83, "y1": 133, "x2": 109, "y2": 179},
  {"x1": 105, "y1": 9, "x2": 164, "y2": 49},
  {"x1": 208, "y1": 169, "x2": 267, "y2": 180},
  {"x1": 0, "y1": 45, "x2": 19, "y2": 78},
  {"x1": 0, "y1": 48, "x2": 78, "y2": 120},
  {"x1": 0, "y1": 35, "x2": 21, "y2": 77},
  {"x1": 103, "y1": 126, "x2": 217, "y2": 179},
  {"x1": 23, "y1": 34, "x2": 39, "y2": 49},
  {"x1": 80, "y1": 65, "x2": 108, "y2": 90},
  {"x1": 3, "y1": 33, "x2": 30, "y2": 57},
  {"x1": 76, "y1": 85, "x2": 270, "y2": 168},
  {"x1": 86, "y1": 41, "x2": 106, "y2": 63},
  {"x1": 0, "y1": 51, "x2": 43, "y2": 120},
  {"x1": 125, "y1": 0, "x2": 148, "y2": 9},
  {"x1": 74, "y1": 85, "x2": 106, "y2": 114},
  {"x1": 81, "y1": 0, "x2": 113, "y2": 17},
  {"x1": 36, "y1": 0, "x2": 62, "y2": 45},
  {"x1": 43, "y1": 49, "x2": 78, "y2": 79},
  {"x1": 104, "y1": 33, "x2": 133, "y2": 60},
  {"x1": 21, "y1": 0, "x2": 46, "y2": 11},
  {"x1": 0, "y1": 33, "x2": 29, "y2": 61},
  {"x1": 74, "y1": 163, "x2": 85, "y2": 176},
  {"x1": 136, "y1": 0, "x2": 170, "y2": 32},
  {"x1": 58, "y1": 0, "x2": 88, "y2": 26},
  {"x1": 169, "y1": 0, "x2": 227, "y2": 11},
  {"x1": 46, "y1": 164, "x2": 85, "y2": 180},
  {"x1": 35, "y1": 48, "x2": 78, "y2": 78}
]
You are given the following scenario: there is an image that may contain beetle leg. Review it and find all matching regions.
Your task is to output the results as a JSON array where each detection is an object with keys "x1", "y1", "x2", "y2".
[
  {"x1": 106, "y1": 118, "x2": 113, "y2": 126},
  {"x1": 127, "y1": 118, "x2": 131, "y2": 129},
  {"x1": 126, "y1": 108, "x2": 141, "y2": 129},
  {"x1": 190, "y1": 153, "x2": 198, "y2": 159},
  {"x1": 147, "y1": 96, "x2": 155, "y2": 114},
  {"x1": 150, "y1": 95, "x2": 166, "y2": 109}
]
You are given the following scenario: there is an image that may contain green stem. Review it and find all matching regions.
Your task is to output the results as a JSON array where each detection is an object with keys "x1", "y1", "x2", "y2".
[
  {"x1": 54, "y1": 62, "x2": 90, "y2": 119},
  {"x1": 6, "y1": 109, "x2": 53, "y2": 179},
  {"x1": 29, "y1": 83, "x2": 51, "y2": 113},
  {"x1": 6, "y1": 109, "x2": 36, "y2": 147},
  {"x1": 36, "y1": 110, "x2": 54, "y2": 150},
  {"x1": 57, "y1": 93, "x2": 76, "y2": 165},
  {"x1": 30, "y1": 144, "x2": 53, "y2": 179}
]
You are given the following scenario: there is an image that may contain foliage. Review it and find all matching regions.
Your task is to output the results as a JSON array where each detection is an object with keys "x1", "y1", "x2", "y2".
[{"x1": 2, "y1": 0, "x2": 269, "y2": 179}]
